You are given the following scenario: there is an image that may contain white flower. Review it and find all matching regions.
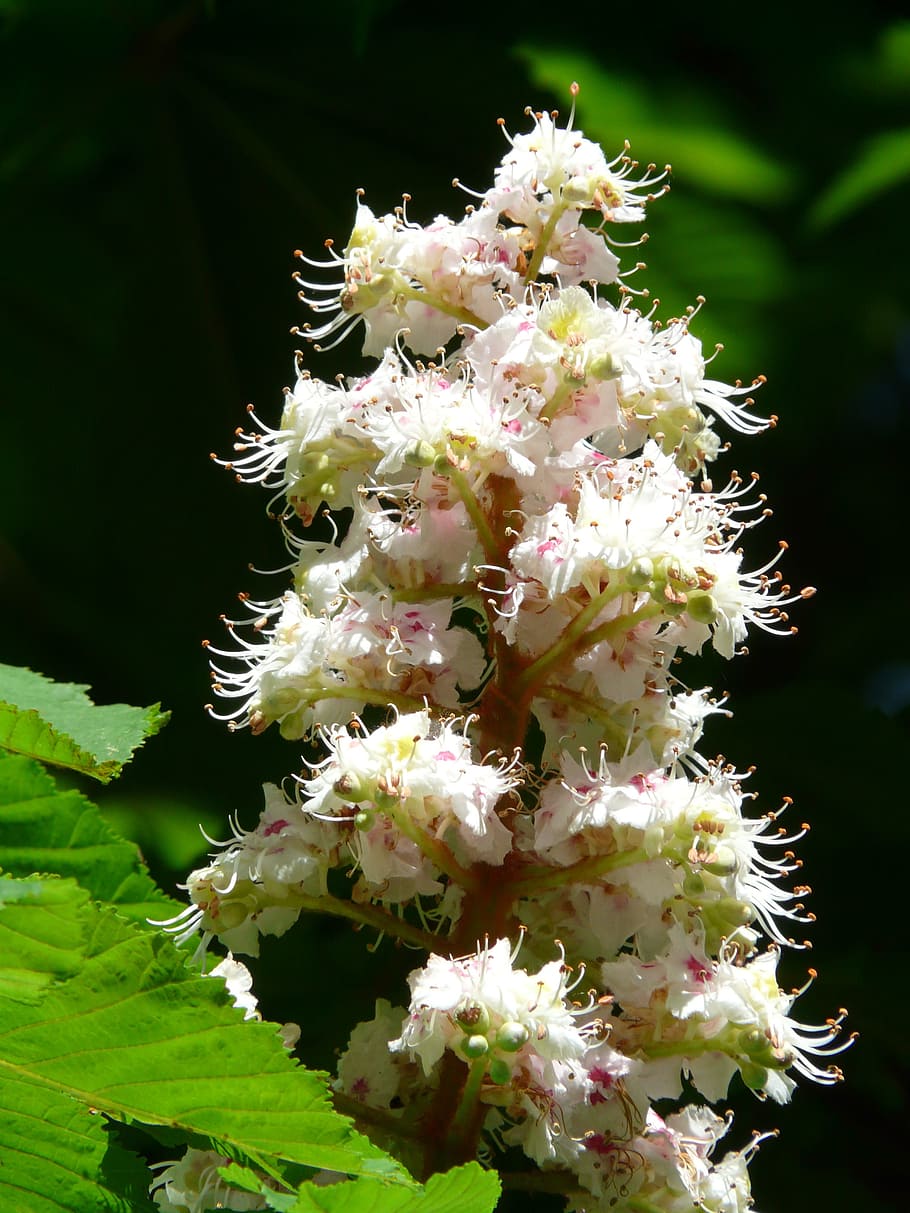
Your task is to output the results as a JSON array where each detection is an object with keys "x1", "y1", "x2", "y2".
[
  {"x1": 158, "y1": 783, "x2": 342, "y2": 956},
  {"x1": 391, "y1": 938, "x2": 590, "y2": 1079},
  {"x1": 335, "y1": 999, "x2": 428, "y2": 1110},
  {"x1": 302, "y1": 711, "x2": 518, "y2": 866},
  {"x1": 151, "y1": 1149, "x2": 269, "y2": 1212},
  {"x1": 206, "y1": 592, "x2": 351, "y2": 738},
  {"x1": 489, "y1": 107, "x2": 665, "y2": 228},
  {"x1": 603, "y1": 927, "x2": 851, "y2": 1103},
  {"x1": 327, "y1": 592, "x2": 486, "y2": 706}
]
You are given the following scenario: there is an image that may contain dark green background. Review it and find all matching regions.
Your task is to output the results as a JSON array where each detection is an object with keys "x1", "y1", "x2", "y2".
[{"x1": 2, "y1": 2, "x2": 908, "y2": 1208}]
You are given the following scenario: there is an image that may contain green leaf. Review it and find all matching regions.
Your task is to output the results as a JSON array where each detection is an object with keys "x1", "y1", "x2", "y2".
[
  {"x1": 0, "y1": 873, "x2": 88, "y2": 1002},
  {"x1": 810, "y1": 127, "x2": 910, "y2": 228},
  {"x1": 0, "y1": 1076, "x2": 158, "y2": 1212},
  {"x1": 0, "y1": 751, "x2": 184, "y2": 924},
  {"x1": 0, "y1": 876, "x2": 410, "y2": 1184},
  {"x1": 0, "y1": 879, "x2": 157, "y2": 1211},
  {"x1": 217, "y1": 1161, "x2": 299, "y2": 1209},
  {"x1": 0, "y1": 664, "x2": 169, "y2": 782},
  {"x1": 287, "y1": 1164, "x2": 500, "y2": 1213}
]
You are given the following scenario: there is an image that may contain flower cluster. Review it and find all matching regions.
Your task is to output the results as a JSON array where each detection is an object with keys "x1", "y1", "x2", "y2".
[{"x1": 162, "y1": 94, "x2": 849, "y2": 1211}]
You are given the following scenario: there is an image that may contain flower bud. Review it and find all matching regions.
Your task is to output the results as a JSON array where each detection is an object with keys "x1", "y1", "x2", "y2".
[
  {"x1": 740, "y1": 1061, "x2": 769, "y2": 1091},
  {"x1": 739, "y1": 1028, "x2": 770, "y2": 1056},
  {"x1": 717, "y1": 897, "x2": 756, "y2": 927},
  {"x1": 488, "y1": 1057, "x2": 512, "y2": 1086},
  {"x1": 459, "y1": 1033, "x2": 490, "y2": 1059},
  {"x1": 406, "y1": 439, "x2": 438, "y2": 468},
  {"x1": 702, "y1": 846, "x2": 737, "y2": 876},
  {"x1": 683, "y1": 871, "x2": 706, "y2": 897},
  {"x1": 587, "y1": 350, "x2": 621, "y2": 381},
  {"x1": 626, "y1": 556, "x2": 654, "y2": 589},
  {"x1": 496, "y1": 1021, "x2": 530, "y2": 1053},
  {"x1": 686, "y1": 590, "x2": 719, "y2": 625}
]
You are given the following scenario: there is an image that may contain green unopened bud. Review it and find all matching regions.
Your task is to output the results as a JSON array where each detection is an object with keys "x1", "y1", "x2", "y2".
[
  {"x1": 460, "y1": 1034, "x2": 490, "y2": 1059},
  {"x1": 739, "y1": 1028, "x2": 770, "y2": 1057},
  {"x1": 702, "y1": 847, "x2": 737, "y2": 877},
  {"x1": 373, "y1": 788, "x2": 400, "y2": 811},
  {"x1": 488, "y1": 1057, "x2": 512, "y2": 1086},
  {"x1": 353, "y1": 810, "x2": 372, "y2": 831},
  {"x1": 683, "y1": 872, "x2": 706, "y2": 897},
  {"x1": 496, "y1": 1021, "x2": 530, "y2": 1053},
  {"x1": 587, "y1": 351, "x2": 621, "y2": 381},
  {"x1": 740, "y1": 1061, "x2": 769, "y2": 1091},
  {"x1": 626, "y1": 557, "x2": 654, "y2": 588},
  {"x1": 717, "y1": 897, "x2": 756, "y2": 927},
  {"x1": 686, "y1": 591, "x2": 719, "y2": 625},
  {"x1": 406, "y1": 439, "x2": 438, "y2": 468}
]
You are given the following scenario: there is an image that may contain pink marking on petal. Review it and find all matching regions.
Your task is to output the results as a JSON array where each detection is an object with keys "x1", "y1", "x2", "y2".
[
  {"x1": 583, "y1": 1133, "x2": 613, "y2": 1155},
  {"x1": 685, "y1": 954, "x2": 710, "y2": 984}
]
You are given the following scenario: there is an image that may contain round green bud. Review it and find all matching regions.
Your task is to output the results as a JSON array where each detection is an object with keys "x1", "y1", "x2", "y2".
[
  {"x1": 353, "y1": 810, "x2": 372, "y2": 831},
  {"x1": 460, "y1": 1034, "x2": 490, "y2": 1059},
  {"x1": 739, "y1": 1028, "x2": 769, "y2": 1057},
  {"x1": 686, "y1": 591, "x2": 719, "y2": 625},
  {"x1": 373, "y1": 785, "x2": 402, "y2": 811},
  {"x1": 683, "y1": 872, "x2": 706, "y2": 897},
  {"x1": 717, "y1": 898, "x2": 756, "y2": 927},
  {"x1": 406, "y1": 439, "x2": 438, "y2": 468},
  {"x1": 496, "y1": 1021, "x2": 530, "y2": 1053},
  {"x1": 740, "y1": 1061, "x2": 768, "y2": 1091},
  {"x1": 588, "y1": 351, "x2": 620, "y2": 381},
  {"x1": 702, "y1": 847, "x2": 737, "y2": 877},
  {"x1": 488, "y1": 1057, "x2": 512, "y2": 1086},
  {"x1": 626, "y1": 557, "x2": 654, "y2": 588}
]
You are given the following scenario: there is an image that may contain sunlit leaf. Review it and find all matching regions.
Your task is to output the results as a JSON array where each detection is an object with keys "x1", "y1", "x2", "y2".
[
  {"x1": 0, "y1": 664, "x2": 169, "y2": 782},
  {"x1": 0, "y1": 875, "x2": 411, "y2": 1183},
  {"x1": 0, "y1": 878, "x2": 157, "y2": 1211},
  {"x1": 0, "y1": 751, "x2": 183, "y2": 924},
  {"x1": 0, "y1": 874, "x2": 88, "y2": 1003},
  {"x1": 235, "y1": 1161, "x2": 501, "y2": 1213}
]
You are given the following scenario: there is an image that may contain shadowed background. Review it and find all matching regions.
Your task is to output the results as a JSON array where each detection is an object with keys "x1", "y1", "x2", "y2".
[{"x1": 2, "y1": 1, "x2": 908, "y2": 1207}]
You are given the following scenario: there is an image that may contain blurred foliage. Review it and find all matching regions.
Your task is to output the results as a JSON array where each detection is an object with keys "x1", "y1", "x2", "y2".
[{"x1": 1, "y1": 1, "x2": 907, "y2": 1210}]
